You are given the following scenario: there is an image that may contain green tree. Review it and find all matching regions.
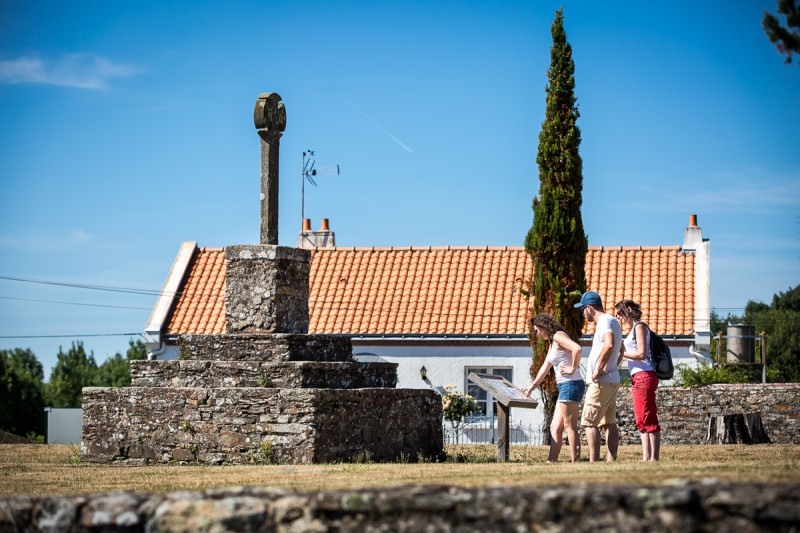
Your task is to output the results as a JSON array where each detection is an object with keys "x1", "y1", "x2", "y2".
[
  {"x1": 750, "y1": 285, "x2": 800, "y2": 381},
  {"x1": 523, "y1": 8, "x2": 588, "y2": 439},
  {"x1": 710, "y1": 285, "x2": 800, "y2": 382},
  {"x1": 762, "y1": 0, "x2": 800, "y2": 65},
  {"x1": 0, "y1": 348, "x2": 47, "y2": 439},
  {"x1": 46, "y1": 341, "x2": 98, "y2": 407},
  {"x1": 95, "y1": 339, "x2": 147, "y2": 387}
]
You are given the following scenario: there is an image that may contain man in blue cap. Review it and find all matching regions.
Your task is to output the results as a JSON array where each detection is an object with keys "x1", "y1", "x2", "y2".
[{"x1": 574, "y1": 290, "x2": 622, "y2": 462}]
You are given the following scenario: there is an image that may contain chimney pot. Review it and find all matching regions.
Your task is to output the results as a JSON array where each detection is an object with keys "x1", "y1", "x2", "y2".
[
  {"x1": 302, "y1": 218, "x2": 311, "y2": 232},
  {"x1": 320, "y1": 218, "x2": 330, "y2": 232},
  {"x1": 689, "y1": 214, "x2": 698, "y2": 227}
]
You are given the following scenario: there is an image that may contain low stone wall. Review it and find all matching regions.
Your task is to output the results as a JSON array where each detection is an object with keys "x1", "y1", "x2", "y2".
[
  {"x1": 131, "y1": 361, "x2": 398, "y2": 389},
  {"x1": 177, "y1": 333, "x2": 354, "y2": 362},
  {"x1": 82, "y1": 387, "x2": 442, "y2": 464},
  {"x1": 616, "y1": 383, "x2": 800, "y2": 444},
  {"x1": 3, "y1": 482, "x2": 798, "y2": 532}
]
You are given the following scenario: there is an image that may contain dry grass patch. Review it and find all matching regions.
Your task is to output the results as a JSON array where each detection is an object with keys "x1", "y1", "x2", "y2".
[{"x1": 2, "y1": 443, "x2": 799, "y2": 497}]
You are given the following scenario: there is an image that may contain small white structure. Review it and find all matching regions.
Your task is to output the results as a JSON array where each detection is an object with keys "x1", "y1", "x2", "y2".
[{"x1": 45, "y1": 407, "x2": 82, "y2": 444}]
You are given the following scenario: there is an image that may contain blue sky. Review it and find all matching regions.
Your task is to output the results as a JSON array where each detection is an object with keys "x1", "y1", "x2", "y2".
[{"x1": 1, "y1": 1, "x2": 798, "y2": 378}]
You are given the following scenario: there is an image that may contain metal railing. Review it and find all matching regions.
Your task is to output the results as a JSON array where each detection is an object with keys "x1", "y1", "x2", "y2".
[{"x1": 443, "y1": 417, "x2": 543, "y2": 446}]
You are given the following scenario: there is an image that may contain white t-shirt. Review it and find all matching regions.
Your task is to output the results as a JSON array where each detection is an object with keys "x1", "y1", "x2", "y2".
[
  {"x1": 586, "y1": 313, "x2": 622, "y2": 384},
  {"x1": 623, "y1": 322, "x2": 654, "y2": 375},
  {"x1": 546, "y1": 341, "x2": 584, "y2": 384}
]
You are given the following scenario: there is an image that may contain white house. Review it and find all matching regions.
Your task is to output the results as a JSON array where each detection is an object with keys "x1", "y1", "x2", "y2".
[{"x1": 144, "y1": 214, "x2": 711, "y2": 440}]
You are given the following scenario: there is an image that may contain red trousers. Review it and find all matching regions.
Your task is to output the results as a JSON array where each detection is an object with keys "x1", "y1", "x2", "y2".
[{"x1": 631, "y1": 370, "x2": 661, "y2": 433}]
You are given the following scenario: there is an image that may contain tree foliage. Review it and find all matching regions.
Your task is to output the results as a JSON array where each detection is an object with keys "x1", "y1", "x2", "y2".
[
  {"x1": 523, "y1": 8, "x2": 588, "y2": 439},
  {"x1": 711, "y1": 284, "x2": 800, "y2": 382},
  {"x1": 47, "y1": 341, "x2": 99, "y2": 408},
  {"x1": 763, "y1": 0, "x2": 800, "y2": 65},
  {"x1": 0, "y1": 348, "x2": 46, "y2": 439},
  {"x1": 95, "y1": 339, "x2": 147, "y2": 387}
]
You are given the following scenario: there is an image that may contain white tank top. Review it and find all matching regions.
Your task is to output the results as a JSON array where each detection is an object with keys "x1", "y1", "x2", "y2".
[
  {"x1": 623, "y1": 322, "x2": 654, "y2": 375},
  {"x1": 546, "y1": 341, "x2": 584, "y2": 384}
]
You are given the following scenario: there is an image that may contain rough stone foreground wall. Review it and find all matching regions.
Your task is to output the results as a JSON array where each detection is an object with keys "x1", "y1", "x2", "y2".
[
  {"x1": 3, "y1": 482, "x2": 799, "y2": 532},
  {"x1": 82, "y1": 387, "x2": 442, "y2": 465},
  {"x1": 615, "y1": 383, "x2": 800, "y2": 444}
]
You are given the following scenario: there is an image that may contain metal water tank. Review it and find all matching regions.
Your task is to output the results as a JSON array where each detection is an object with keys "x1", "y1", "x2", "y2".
[{"x1": 726, "y1": 324, "x2": 755, "y2": 364}]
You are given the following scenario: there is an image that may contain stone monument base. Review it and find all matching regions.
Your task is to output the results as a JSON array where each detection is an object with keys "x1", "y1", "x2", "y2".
[{"x1": 81, "y1": 387, "x2": 443, "y2": 465}]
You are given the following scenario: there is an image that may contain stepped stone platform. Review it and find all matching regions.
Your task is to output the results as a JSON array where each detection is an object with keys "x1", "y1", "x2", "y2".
[
  {"x1": 176, "y1": 333, "x2": 355, "y2": 362},
  {"x1": 82, "y1": 333, "x2": 442, "y2": 464},
  {"x1": 130, "y1": 360, "x2": 399, "y2": 389}
]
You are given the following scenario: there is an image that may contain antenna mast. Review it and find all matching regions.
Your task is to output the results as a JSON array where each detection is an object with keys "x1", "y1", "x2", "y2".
[{"x1": 301, "y1": 149, "x2": 340, "y2": 227}]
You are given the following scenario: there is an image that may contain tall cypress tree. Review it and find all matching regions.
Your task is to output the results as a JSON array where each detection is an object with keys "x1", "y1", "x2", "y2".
[{"x1": 524, "y1": 8, "x2": 588, "y2": 440}]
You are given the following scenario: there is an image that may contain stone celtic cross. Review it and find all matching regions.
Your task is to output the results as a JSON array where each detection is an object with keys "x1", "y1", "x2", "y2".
[{"x1": 254, "y1": 93, "x2": 286, "y2": 245}]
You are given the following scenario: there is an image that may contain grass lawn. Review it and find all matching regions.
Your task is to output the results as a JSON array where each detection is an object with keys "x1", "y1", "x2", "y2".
[{"x1": 2, "y1": 444, "x2": 799, "y2": 497}]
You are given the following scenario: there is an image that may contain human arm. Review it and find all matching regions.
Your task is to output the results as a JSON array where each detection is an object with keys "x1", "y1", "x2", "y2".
[
  {"x1": 522, "y1": 360, "x2": 553, "y2": 397},
  {"x1": 553, "y1": 331, "x2": 582, "y2": 376},
  {"x1": 591, "y1": 331, "x2": 615, "y2": 382},
  {"x1": 622, "y1": 323, "x2": 649, "y2": 361}
]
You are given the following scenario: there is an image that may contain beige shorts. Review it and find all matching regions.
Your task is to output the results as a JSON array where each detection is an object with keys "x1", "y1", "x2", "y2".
[{"x1": 581, "y1": 382, "x2": 621, "y2": 428}]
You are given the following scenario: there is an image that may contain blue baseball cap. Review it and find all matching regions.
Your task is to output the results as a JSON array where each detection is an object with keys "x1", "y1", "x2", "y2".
[{"x1": 574, "y1": 291, "x2": 603, "y2": 309}]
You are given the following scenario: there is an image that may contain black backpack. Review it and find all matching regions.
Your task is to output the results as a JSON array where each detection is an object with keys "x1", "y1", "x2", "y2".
[{"x1": 633, "y1": 324, "x2": 674, "y2": 380}]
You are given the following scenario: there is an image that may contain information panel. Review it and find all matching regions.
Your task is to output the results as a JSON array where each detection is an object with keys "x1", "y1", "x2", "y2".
[{"x1": 467, "y1": 372, "x2": 538, "y2": 409}]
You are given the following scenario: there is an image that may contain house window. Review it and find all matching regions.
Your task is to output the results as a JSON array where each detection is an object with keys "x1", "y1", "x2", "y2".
[{"x1": 465, "y1": 367, "x2": 513, "y2": 419}]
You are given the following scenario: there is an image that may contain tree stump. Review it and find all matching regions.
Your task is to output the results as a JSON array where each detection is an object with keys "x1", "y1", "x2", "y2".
[{"x1": 703, "y1": 413, "x2": 771, "y2": 444}]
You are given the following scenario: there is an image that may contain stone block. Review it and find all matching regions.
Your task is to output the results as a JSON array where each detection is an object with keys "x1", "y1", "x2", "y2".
[
  {"x1": 177, "y1": 333, "x2": 353, "y2": 362},
  {"x1": 131, "y1": 360, "x2": 398, "y2": 389},
  {"x1": 81, "y1": 387, "x2": 443, "y2": 464},
  {"x1": 225, "y1": 245, "x2": 310, "y2": 333}
]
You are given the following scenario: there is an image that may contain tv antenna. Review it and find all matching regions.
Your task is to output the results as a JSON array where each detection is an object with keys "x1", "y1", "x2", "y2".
[{"x1": 301, "y1": 149, "x2": 340, "y2": 225}]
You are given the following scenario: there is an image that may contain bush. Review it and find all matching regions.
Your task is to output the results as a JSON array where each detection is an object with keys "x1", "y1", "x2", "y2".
[
  {"x1": 673, "y1": 363, "x2": 755, "y2": 387},
  {"x1": 441, "y1": 385, "x2": 477, "y2": 423}
]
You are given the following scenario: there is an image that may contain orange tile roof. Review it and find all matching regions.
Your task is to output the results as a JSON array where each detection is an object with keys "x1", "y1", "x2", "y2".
[
  {"x1": 164, "y1": 247, "x2": 226, "y2": 335},
  {"x1": 162, "y1": 245, "x2": 695, "y2": 337}
]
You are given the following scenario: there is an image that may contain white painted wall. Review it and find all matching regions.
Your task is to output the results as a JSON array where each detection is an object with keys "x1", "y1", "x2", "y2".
[{"x1": 353, "y1": 341, "x2": 707, "y2": 437}]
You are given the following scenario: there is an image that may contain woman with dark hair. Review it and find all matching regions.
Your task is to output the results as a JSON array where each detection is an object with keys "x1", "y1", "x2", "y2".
[
  {"x1": 615, "y1": 299, "x2": 661, "y2": 461},
  {"x1": 522, "y1": 313, "x2": 585, "y2": 462}
]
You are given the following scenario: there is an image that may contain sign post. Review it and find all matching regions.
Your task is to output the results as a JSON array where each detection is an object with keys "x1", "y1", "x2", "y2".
[{"x1": 467, "y1": 372, "x2": 538, "y2": 462}]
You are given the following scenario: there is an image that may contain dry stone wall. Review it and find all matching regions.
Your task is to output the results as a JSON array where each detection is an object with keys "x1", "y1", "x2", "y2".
[
  {"x1": 82, "y1": 386, "x2": 441, "y2": 465},
  {"x1": 225, "y1": 245, "x2": 310, "y2": 333},
  {"x1": 130, "y1": 360, "x2": 398, "y2": 389},
  {"x1": 3, "y1": 481, "x2": 799, "y2": 532},
  {"x1": 615, "y1": 383, "x2": 800, "y2": 444},
  {"x1": 176, "y1": 333, "x2": 354, "y2": 362}
]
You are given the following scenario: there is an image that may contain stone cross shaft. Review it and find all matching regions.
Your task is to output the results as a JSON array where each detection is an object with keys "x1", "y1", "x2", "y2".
[{"x1": 254, "y1": 93, "x2": 286, "y2": 245}]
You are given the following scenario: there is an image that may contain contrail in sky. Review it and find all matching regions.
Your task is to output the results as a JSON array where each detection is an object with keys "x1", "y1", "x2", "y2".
[{"x1": 327, "y1": 85, "x2": 414, "y2": 154}]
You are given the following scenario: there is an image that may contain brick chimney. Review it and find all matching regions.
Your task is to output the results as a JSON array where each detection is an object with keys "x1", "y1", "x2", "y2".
[{"x1": 298, "y1": 218, "x2": 336, "y2": 249}]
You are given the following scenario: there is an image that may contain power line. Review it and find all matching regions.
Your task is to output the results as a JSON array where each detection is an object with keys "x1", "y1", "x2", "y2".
[
  {"x1": 0, "y1": 275, "x2": 166, "y2": 296},
  {"x1": 0, "y1": 295, "x2": 151, "y2": 310},
  {"x1": 0, "y1": 333, "x2": 141, "y2": 339}
]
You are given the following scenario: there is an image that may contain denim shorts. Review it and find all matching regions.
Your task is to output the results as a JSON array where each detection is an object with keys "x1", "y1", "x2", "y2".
[{"x1": 556, "y1": 379, "x2": 585, "y2": 403}]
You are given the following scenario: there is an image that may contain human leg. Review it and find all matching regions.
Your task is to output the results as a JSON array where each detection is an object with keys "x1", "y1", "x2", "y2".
[
  {"x1": 631, "y1": 372, "x2": 650, "y2": 460},
  {"x1": 593, "y1": 382, "x2": 620, "y2": 462},
  {"x1": 563, "y1": 401, "x2": 581, "y2": 462},
  {"x1": 605, "y1": 423, "x2": 619, "y2": 461},
  {"x1": 581, "y1": 383, "x2": 603, "y2": 462},
  {"x1": 585, "y1": 426, "x2": 601, "y2": 461},
  {"x1": 548, "y1": 406, "x2": 565, "y2": 462},
  {"x1": 640, "y1": 432, "x2": 651, "y2": 461},
  {"x1": 649, "y1": 431, "x2": 661, "y2": 461}
]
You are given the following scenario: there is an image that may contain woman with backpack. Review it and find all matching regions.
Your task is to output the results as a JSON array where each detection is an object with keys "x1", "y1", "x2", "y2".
[{"x1": 615, "y1": 299, "x2": 661, "y2": 461}]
